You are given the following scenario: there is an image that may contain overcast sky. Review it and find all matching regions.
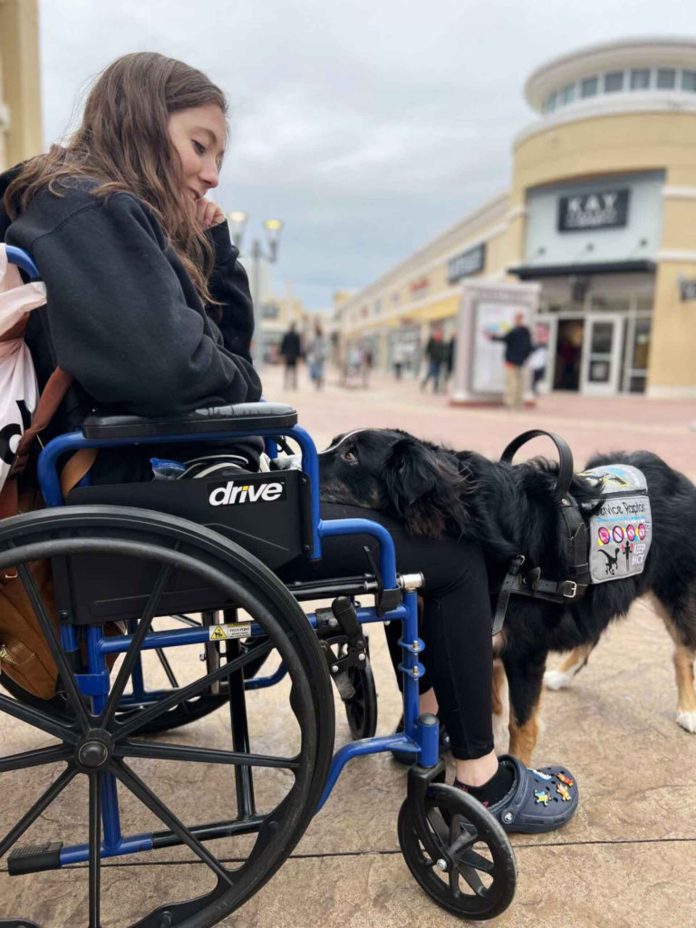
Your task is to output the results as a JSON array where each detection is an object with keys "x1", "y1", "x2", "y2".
[{"x1": 40, "y1": 1, "x2": 696, "y2": 309}]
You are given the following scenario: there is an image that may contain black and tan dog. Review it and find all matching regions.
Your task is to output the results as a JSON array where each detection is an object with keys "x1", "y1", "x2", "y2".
[{"x1": 319, "y1": 428, "x2": 696, "y2": 763}]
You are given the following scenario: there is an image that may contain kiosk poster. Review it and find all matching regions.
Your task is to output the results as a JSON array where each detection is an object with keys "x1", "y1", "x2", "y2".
[{"x1": 472, "y1": 302, "x2": 530, "y2": 393}]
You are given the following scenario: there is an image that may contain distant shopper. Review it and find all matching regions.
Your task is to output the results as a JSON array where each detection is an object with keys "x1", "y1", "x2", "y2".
[
  {"x1": 307, "y1": 322, "x2": 328, "y2": 390},
  {"x1": 280, "y1": 322, "x2": 302, "y2": 390},
  {"x1": 487, "y1": 312, "x2": 532, "y2": 409},
  {"x1": 420, "y1": 323, "x2": 448, "y2": 393},
  {"x1": 392, "y1": 342, "x2": 406, "y2": 380},
  {"x1": 362, "y1": 345, "x2": 374, "y2": 387},
  {"x1": 444, "y1": 335, "x2": 456, "y2": 385},
  {"x1": 528, "y1": 343, "x2": 549, "y2": 396}
]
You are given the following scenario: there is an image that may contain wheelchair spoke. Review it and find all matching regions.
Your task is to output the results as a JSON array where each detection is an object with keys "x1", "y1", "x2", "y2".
[
  {"x1": 457, "y1": 861, "x2": 486, "y2": 896},
  {"x1": 88, "y1": 772, "x2": 101, "y2": 928},
  {"x1": 99, "y1": 562, "x2": 175, "y2": 729},
  {"x1": 171, "y1": 613, "x2": 204, "y2": 628},
  {"x1": 0, "y1": 765, "x2": 76, "y2": 858},
  {"x1": 0, "y1": 693, "x2": 79, "y2": 744},
  {"x1": 116, "y1": 739, "x2": 300, "y2": 770},
  {"x1": 155, "y1": 648, "x2": 179, "y2": 688},
  {"x1": 113, "y1": 640, "x2": 273, "y2": 740},
  {"x1": 0, "y1": 744, "x2": 72, "y2": 773},
  {"x1": 16, "y1": 564, "x2": 90, "y2": 732},
  {"x1": 459, "y1": 847, "x2": 495, "y2": 875},
  {"x1": 112, "y1": 760, "x2": 235, "y2": 887}
]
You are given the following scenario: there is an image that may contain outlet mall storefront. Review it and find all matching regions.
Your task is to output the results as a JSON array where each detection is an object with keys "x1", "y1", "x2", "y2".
[{"x1": 336, "y1": 38, "x2": 696, "y2": 398}]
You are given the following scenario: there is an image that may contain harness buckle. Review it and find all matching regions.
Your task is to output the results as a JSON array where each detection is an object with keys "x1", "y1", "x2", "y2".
[{"x1": 561, "y1": 580, "x2": 578, "y2": 598}]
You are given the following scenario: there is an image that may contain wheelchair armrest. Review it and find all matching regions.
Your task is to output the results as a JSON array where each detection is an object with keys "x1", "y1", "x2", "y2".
[{"x1": 81, "y1": 402, "x2": 298, "y2": 440}]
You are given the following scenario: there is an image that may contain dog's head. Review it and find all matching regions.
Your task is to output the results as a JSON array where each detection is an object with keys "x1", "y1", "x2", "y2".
[{"x1": 318, "y1": 428, "x2": 471, "y2": 537}]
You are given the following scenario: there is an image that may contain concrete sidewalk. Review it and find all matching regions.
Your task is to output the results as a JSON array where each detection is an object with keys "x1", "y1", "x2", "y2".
[{"x1": 1, "y1": 369, "x2": 695, "y2": 927}]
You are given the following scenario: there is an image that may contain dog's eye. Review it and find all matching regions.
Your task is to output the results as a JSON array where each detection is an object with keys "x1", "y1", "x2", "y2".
[{"x1": 341, "y1": 449, "x2": 358, "y2": 465}]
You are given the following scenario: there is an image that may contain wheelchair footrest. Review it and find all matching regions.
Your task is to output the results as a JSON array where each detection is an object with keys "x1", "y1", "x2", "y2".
[{"x1": 8, "y1": 841, "x2": 63, "y2": 875}]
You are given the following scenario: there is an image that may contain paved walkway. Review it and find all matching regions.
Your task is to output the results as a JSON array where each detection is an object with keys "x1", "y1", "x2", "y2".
[{"x1": 1, "y1": 368, "x2": 695, "y2": 927}]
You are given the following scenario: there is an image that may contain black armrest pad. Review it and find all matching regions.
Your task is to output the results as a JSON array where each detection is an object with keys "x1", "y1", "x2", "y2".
[{"x1": 82, "y1": 402, "x2": 298, "y2": 440}]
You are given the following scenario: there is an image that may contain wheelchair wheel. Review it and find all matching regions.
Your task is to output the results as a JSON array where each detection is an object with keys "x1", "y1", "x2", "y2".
[
  {"x1": 397, "y1": 784, "x2": 516, "y2": 920},
  {"x1": 0, "y1": 506, "x2": 335, "y2": 928}
]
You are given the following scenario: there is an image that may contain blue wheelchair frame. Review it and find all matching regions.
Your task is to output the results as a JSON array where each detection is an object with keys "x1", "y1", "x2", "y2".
[{"x1": 6, "y1": 244, "x2": 440, "y2": 870}]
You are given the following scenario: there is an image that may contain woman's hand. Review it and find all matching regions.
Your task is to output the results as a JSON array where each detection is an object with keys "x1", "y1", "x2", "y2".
[{"x1": 195, "y1": 197, "x2": 225, "y2": 230}]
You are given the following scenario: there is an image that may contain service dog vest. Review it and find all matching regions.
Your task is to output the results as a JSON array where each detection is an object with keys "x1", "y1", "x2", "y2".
[
  {"x1": 492, "y1": 431, "x2": 652, "y2": 634},
  {"x1": 579, "y1": 464, "x2": 652, "y2": 584}
]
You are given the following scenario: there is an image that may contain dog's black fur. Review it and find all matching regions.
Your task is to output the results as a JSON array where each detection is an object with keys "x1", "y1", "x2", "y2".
[{"x1": 319, "y1": 428, "x2": 696, "y2": 759}]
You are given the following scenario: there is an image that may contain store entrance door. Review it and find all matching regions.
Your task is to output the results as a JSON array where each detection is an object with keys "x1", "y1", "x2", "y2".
[
  {"x1": 553, "y1": 318, "x2": 584, "y2": 390},
  {"x1": 581, "y1": 315, "x2": 625, "y2": 395}
]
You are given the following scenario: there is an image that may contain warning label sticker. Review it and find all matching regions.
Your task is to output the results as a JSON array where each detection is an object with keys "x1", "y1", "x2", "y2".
[{"x1": 208, "y1": 624, "x2": 251, "y2": 641}]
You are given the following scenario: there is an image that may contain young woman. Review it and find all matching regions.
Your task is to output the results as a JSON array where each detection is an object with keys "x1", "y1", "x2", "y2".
[{"x1": 1, "y1": 52, "x2": 577, "y2": 833}]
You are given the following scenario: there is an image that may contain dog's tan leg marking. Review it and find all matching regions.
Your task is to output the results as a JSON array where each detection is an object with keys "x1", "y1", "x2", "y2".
[
  {"x1": 543, "y1": 642, "x2": 595, "y2": 690},
  {"x1": 673, "y1": 644, "x2": 696, "y2": 732},
  {"x1": 651, "y1": 597, "x2": 696, "y2": 734},
  {"x1": 491, "y1": 659, "x2": 509, "y2": 753},
  {"x1": 508, "y1": 705, "x2": 539, "y2": 766},
  {"x1": 491, "y1": 659, "x2": 506, "y2": 716}
]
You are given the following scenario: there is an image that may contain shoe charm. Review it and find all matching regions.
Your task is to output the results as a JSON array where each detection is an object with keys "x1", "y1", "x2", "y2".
[
  {"x1": 557, "y1": 772, "x2": 574, "y2": 788},
  {"x1": 534, "y1": 789, "x2": 550, "y2": 805},
  {"x1": 556, "y1": 783, "x2": 572, "y2": 802}
]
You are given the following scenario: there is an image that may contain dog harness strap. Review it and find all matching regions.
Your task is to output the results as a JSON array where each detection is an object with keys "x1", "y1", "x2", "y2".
[
  {"x1": 491, "y1": 554, "x2": 526, "y2": 635},
  {"x1": 500, "y1": 430, "x2": 574, "y2": 502},
  {"x1": 559, "y1": 500, "x2": 591, "y2": 587}
]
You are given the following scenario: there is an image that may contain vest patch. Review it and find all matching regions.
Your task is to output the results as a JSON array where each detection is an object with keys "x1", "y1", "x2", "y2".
[{"x1": 580, "y1": 464, "x2": 652, "y2": 584}]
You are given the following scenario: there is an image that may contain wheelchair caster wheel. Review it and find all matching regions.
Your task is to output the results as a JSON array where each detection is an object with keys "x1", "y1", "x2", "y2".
[
  {"x1": 344, "y1": 654, "x2": 378, "y2": 740},
  {"x1": 328, "y1": 639, "x2": 378, "y2": 740},
  {"x1": 397, "y1": 784, "x2": 517, "y2": 920}
]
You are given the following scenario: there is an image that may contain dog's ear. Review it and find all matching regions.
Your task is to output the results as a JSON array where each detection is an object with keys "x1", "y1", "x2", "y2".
[{"x1": 383, "y1": 438, "x2": 469, "y2": 537}]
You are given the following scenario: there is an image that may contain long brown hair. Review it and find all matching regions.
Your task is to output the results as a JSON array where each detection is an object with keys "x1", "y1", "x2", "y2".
[{"x1": 4, "y1": 52, "x2": 227, "y2": 301}]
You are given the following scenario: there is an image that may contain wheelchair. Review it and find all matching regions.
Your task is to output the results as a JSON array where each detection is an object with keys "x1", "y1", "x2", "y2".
[{"x1": 0, "y1": 246, "x2": 517, "y2": 927}]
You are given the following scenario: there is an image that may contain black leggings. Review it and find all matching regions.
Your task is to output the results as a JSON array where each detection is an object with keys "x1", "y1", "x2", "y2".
[{"x1": 279, "y1": 503, "x2": 494, "y2": 761}]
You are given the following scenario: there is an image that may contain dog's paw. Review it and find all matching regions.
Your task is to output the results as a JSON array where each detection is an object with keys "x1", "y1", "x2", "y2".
[
  {"x1": 676, "y1": 710, "x2": 696, "y2": 733},
  {"x1": 543, "y1": 669, "x2": 574, "y2": 691}
]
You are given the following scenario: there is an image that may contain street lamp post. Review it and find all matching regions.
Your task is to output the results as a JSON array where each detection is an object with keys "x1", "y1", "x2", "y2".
[{"x1": 226, "y1": 211, "x2": 284, "y2": 367}]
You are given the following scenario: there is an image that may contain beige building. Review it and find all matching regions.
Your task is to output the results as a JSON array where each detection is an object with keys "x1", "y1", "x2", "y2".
[
  {"x1": 0, "y1": 0, "x2": 42, "y2": 172},
  {"x1": 338, "y1": 37, "x2": 696, "y2": 397}
]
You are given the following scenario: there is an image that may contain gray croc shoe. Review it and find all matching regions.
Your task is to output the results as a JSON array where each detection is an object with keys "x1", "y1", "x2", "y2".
[{"x1": 487, "y1": 754, "x2": 579, "y2": 834}]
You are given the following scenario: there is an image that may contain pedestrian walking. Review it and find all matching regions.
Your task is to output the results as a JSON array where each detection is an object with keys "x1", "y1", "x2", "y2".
[
  {"x1": 420, "y1": 323, "x2": 448, "y2": 393},
  {"x1": 392, "y1": 342, "x2": 406, "y2": 380},
  {"x1": 280, "y1": 322, "x2": 302, "y2": 390},
  {"x1": 307, "y1": 321, "x2": 328, "y2": 389},
  {"x1": 529, "y1": 343, "x2": 548, "y2": 396}
]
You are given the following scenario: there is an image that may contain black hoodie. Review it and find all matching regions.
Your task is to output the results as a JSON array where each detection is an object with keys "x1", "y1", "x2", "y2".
[{"x1": 1, "y1": 166, "x2": 263, "y2": 479}]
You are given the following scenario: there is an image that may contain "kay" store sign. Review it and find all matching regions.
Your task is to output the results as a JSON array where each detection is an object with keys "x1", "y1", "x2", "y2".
[{"x1": 557, "y1": 188, "x2": 630, "y2": 232}]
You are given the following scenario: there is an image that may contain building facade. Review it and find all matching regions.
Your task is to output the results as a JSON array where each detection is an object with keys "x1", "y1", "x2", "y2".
[
  {"x1": 0, "y1": 0, "x2": 42, "y2": 172},
  {"x1": 337, "y1": 37, "x2": 696, "y2": 397}
]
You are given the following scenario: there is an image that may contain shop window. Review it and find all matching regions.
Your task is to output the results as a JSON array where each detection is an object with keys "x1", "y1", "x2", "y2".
[
  {"x1": 580, "y1": 76, "x2": 598, "y2": 98},
  {"x1": 630, "y1": 68, "x2": 651, "y2": 90},
  {"x1": 657, "y1": 68, "x2": 676, "y2": 89},
  {"x1": 558, "y1": 83, "x2": 575, "y2": 106},
  {"x1": 681, "y1": 70, "x2": 696, "y2": 92},
  {"x1": 604, "y1": 71, "x2": 624, "y2": 93}
]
